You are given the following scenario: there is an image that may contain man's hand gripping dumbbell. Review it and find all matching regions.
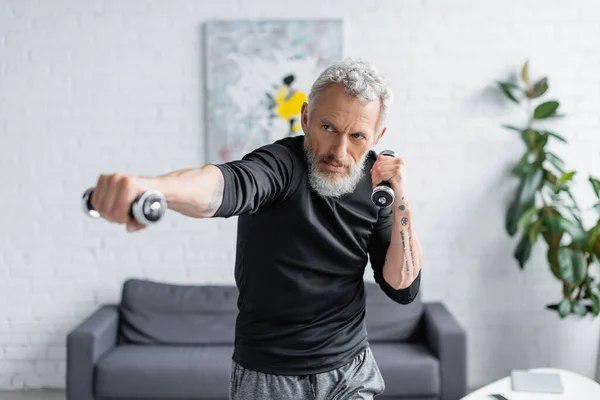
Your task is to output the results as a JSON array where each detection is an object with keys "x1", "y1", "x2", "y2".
[{"x1": 81, "y1": 174, "x2": 167, "y2": 232}]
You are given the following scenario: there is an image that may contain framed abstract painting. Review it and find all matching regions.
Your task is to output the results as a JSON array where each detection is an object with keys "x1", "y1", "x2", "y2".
[{"x1": 204, "y1": 19, "x2": 344, "y2": 164}]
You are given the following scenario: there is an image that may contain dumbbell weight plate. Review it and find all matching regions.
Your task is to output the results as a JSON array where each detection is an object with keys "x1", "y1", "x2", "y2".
[
  {"x1": 82, "y1": 187, "x2": 100, "y2": 218},
  {"x1": 371, "y1": 185, "x2": 394, "y2": 207},
  {"x1": 371, "y1": 150, "x2": 398, "y2": 208},
  {"x1": 81, "y1": 187, "x2": 167, "y2": 224},
  {"x1": 131, "y1": 190, "x2": 167, "y2": 224}
]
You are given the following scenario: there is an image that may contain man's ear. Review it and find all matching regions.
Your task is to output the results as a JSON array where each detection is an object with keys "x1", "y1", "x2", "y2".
[
  {"x1": 301, "y1": 102, "x2": 309, "y2": 133},
  {"x1": 375, "y1": 127, "x2": 387, "y2": 145}
]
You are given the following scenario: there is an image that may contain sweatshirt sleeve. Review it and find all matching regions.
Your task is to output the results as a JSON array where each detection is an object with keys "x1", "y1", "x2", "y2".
[
  {"x1": 211, "y1": 141, "x2": 300, "y2": 218},
  {"x1": 368, "y1": 206, "x2": 421, "y2": 304}
]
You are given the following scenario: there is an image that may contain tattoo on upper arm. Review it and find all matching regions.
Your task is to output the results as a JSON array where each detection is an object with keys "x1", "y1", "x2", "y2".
[{"x1": 204, "y1": 175, "x2": 224, "y2": 214}]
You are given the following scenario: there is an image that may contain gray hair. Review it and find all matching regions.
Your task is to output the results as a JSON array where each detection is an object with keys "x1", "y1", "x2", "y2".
[{"x1": 308, "y1": 57, "x2": 393, "y2": 133}]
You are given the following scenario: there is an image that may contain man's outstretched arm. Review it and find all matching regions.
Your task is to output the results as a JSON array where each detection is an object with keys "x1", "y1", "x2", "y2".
[
  {"x1": 90, "y1": 141, "x2": 299, "y2": 231},
  {"x1": 141, "y1": 165, "x2": 225, "y2": 219},
  {"x1": 89, "y1": 164, "x2": 225, "y2": 231}
]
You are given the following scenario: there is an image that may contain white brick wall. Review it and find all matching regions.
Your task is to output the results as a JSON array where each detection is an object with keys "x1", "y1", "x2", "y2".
[{"x1": 1, "y1": 0, "x2": 600, "y2": 391}]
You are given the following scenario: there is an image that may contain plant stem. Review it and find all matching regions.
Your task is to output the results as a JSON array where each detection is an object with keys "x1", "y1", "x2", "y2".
[{"x1": 563, "y1": 282, "x2": 571, "y2": 301}]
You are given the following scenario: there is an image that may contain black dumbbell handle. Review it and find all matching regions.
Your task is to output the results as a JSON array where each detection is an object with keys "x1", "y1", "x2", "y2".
[{"x1": 81, "y1": 187, "x2": 167, "y2": 225}]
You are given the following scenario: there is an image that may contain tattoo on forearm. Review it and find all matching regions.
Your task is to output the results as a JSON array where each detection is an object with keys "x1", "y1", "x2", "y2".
[
  {"x1": 400, "y1": 230, "x2": 411, "y2": 275},
  {"x1": 204, "y1": 176, "x2": 224, "y2": 214},
  {"x1": 408, "y1": 229, "x2": 416, "y2": 270}
]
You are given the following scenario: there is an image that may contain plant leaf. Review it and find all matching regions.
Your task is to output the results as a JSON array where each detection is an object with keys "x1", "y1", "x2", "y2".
[
  {"x1": 558, "y1": 298, "x2": 571, "y2": 318},
  {"x1": 514, "y1": 233, "x2": 533, "y2": 269},
  {"x1": 546, "y1": 153, "x2": 566, "y2": 174},
  {"x1": 527, "y1": 77, "x2": 548, "y2": 98},
  {"x1": 564, "y1": 189, "x2": 581, "y2": 211},
  {"x1": 519, "y1": 168, "x2": 544, "y2": 205},
  {"x1": 535, "y1": 133, "x2": 549, "y2": 156},
  {"x1": 542, "y1": 209, "x2": 563, "y2": 279},
  {"x1": 557, "y1": 247, "x2": 586, "y2": 286},
  {"x1": 592, "y1": 294, "x2": 600, "y2": 316},
  {"x1": 517, "y1": 206, "x2": 539, "y2": 232},
  {"x1": 529, "y1": 218, "x2": 544, "y2": 243},
  {"x1": 564, "y1": 207, "x2": 584, "y2": 232},
  {"x1": 497, "y1": 82, "x2": 521, "y2": 103},
  {"x1": 522, "y1": 60, "x2": 530, "y2": 86},
  {"x1": 594, "y1": 235, "x2": 600, "y2": 262},
  {"x1": 546, "y1": 152, "x2": 565, "y2": 167},
  {"x1": 544, "y1": 214, "x2": 563, "y2": 234},
  {"x1": 502, "y1": 124, "x2": 522, "y2": 132},
  {"x1": 547, "y1": 243, "x2": 562, "y2": 279},
  {"x1": 534, "y1": 101, "x2": 560, "y2": 119},
  {"x1": 573, "y1": 300, "x2": 587, "y2": 317},
  {"x1": 557, "y1": 171, "x2": 576, "y2": 185},
  {"x1": 559, "y1": 217, "x2": 586, "y2": 243},
  {"x1": 544, "y1": 131, "x2": 567, "y2": 143},
  {"x1": 505, "y1": 200, "x2": 520, "y2": 236},
  {"x1": 586, "y1": 223, "x2": 600, "y2": 253},
  {"x1": 512, "y1": 153, "x2": 531, "y2": 176},
  {"x1": 497, "y1": 81, "x2": 520, "y2": 89},
  {"x1": 544, "y1": 170, "x2": 558, "y2": 187},
  {"x1": 589, "y1": 177, "x2": 600, "y2": 198},
  {"x1": 505, "y1": 168, "x2": 543, "y2": 236}
]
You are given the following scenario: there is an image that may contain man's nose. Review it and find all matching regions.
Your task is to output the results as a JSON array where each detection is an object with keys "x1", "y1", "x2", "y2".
[{"x1": 331, "y1": 135, "x2": 348, "y2": 160}]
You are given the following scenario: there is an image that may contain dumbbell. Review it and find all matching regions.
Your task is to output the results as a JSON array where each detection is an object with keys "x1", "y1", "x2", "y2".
[
  {"x1": 81, "y1": 188, "x2": 167, "y2": 225},
  {"x1": 371, "y1": 149, "x2": 397, "y2": 208}
]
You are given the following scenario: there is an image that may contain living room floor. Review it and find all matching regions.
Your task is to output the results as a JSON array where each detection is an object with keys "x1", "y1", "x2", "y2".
[
  {"x1": 0, "y1": 392, "x2": 65, "y2": 400},
  {"x1": 0, "y1": 389, "x2": 481, "y2": 399}
]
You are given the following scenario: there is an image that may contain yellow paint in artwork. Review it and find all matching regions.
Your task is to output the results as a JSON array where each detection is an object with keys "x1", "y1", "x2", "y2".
[{"x1": 274, "y1": 86, "x2": 307, "y2": 131}]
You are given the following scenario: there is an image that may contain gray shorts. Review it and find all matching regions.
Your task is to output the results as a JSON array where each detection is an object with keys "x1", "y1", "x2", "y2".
[{"x1": 229, "y1": 347, "x2": 385, "y2": 400}]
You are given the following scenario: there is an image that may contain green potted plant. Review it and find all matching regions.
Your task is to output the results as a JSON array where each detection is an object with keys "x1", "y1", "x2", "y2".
[{"x1": 497, "y1": 60, "x2": 600, "y2": 318}]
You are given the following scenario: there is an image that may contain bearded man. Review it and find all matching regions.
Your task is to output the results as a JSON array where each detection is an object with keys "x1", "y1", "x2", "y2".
[{"x1": 89, "y1": 57, "x2": 423, "y2": 400}]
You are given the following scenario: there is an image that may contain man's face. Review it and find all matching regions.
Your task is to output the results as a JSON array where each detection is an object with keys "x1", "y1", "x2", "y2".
[{"x1": 301, "y1": 83, "x2": 386, "y2": 198}]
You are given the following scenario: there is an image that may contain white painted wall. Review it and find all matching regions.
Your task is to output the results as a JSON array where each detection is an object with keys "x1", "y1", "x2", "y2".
[{"x1": 1, "y1": 0, "x2": 600, "y2": 391}]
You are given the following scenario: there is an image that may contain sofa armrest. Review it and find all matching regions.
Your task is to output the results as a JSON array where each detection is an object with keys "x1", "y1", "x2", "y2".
[
  {"x1": 423, "y1": 302, "x2": 467, "y2": 400},
  {"x1": 66, "y1": 304, "x2": 119, "y2": 400}
]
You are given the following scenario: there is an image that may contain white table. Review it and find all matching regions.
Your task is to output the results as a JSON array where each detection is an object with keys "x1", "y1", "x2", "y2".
[{"x1": 462, "y1": 368, "x2": 600, "y2": 400}]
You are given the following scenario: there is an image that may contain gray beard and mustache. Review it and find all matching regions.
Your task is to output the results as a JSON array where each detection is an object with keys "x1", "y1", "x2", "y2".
[{"x1": 302, "y1": 135, "x2": 368, "y2": 198}]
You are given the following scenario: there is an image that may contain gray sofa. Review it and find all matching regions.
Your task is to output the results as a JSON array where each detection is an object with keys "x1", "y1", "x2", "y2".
[{"x1": 66, "y1": 278, "x2": 467, "y2": 400}]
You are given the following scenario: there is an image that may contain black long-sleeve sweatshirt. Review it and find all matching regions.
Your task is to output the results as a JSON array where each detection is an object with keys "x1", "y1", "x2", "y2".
[{"x1": 213, "y1": 135, "x2": 420, "y2": 376}]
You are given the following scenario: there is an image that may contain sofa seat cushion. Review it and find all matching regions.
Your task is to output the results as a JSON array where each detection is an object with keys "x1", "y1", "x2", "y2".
[
  {"x1": 95, "y1": 344, "x2": 233, "y2": 399},
  {"x1": 370, "y1": 342, "x2": 440, "y2": 397}
]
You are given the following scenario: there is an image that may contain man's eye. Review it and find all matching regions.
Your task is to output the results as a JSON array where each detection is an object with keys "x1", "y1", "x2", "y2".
[
  {"x1": 352, "y1": 133, "x2": 364, "y2": 140},
  {"x1": 322, "y1": 124, "x2": 333, "y2": 132}
]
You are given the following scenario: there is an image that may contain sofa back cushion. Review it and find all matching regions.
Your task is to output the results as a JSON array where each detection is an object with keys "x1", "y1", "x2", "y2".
[
  {"x1": 364, "y1": 281, "x2": 423, "y2": 342},
  {"x1": 118, "y1": 278, "x2": 239, "y2": 345}
]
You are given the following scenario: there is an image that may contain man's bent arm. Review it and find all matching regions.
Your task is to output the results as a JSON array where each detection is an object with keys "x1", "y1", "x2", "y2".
[
  {"x1": 140, "y1": 165, "x2": 225, "y2": 218},
  {"x1": 382, "y1": 195, "x2": 423, "y2": 290},
  {"x1": 368, "y1": 192, "x2": 422, "y2": 304}
]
